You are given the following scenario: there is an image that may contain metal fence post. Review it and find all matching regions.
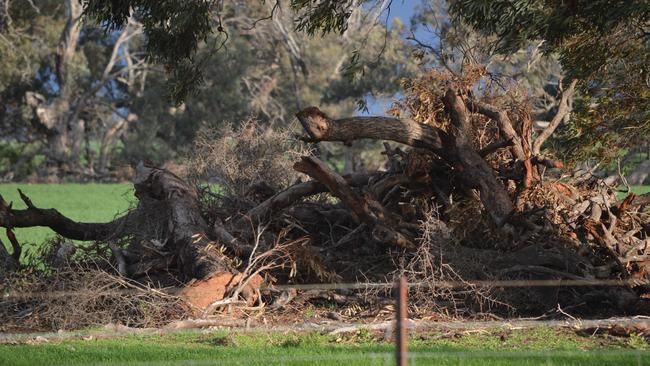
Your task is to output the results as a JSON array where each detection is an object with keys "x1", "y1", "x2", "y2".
[{"x1": 396, "y1": 276, "x2": 408, "y2": 366}]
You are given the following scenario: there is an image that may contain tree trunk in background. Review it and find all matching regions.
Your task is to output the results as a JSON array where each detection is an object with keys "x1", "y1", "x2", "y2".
[
  {"x1": 98, "y1": 116, "x2": 134, "y2": 174},
  {"x1": 25, "y1": 0, "x2": 85, "y2": 172}
]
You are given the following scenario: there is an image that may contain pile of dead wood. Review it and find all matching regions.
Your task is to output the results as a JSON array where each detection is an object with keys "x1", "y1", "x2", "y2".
[{"x1": 1, "y1": 76, "x2": 649, "y2": 327}]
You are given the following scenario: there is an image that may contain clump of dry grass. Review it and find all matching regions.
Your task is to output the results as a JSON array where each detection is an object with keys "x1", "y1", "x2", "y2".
[
  {"x1": 187, "y1": 119, "x2": 311, "y2": 197},
  {"x1": 0, "y1": 261, "x2": 189, "y2": 332},
  {"x1": 391, "y1": 205, "x2": 508, "y2": 317}
]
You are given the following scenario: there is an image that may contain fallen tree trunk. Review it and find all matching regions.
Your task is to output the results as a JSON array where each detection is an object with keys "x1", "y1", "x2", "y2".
[
  {"x1": 132, "y1": 163, "x2": 234, "y2": 279},
  {"x1": 0, "y1": 162, "x2": 260, "y2": 309},
  {"x1": 0, "y1": 163, "x2": 234, "y2": 280},
  {"x1": 296, "y1": 90, "x2": 517, "y2": 228},
  {"x1": 442, "y1": 87, "x2": 515, "y2": 226}
]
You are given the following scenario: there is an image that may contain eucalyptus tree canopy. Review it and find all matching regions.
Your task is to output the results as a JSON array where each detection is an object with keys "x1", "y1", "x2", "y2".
[
  {"x1": 81, "y1": 0, "x2": 382, "y2": 102},
  {"x1": 449, "y1": 0, "x2": 650, "y2": 161}
]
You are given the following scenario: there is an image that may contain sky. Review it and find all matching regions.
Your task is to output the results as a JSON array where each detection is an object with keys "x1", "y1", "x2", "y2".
[
  {"x1": 360, "y1": 1, "x2": 427, "y2": 116},
  {"x1": 390, "y1": 0, "x2": 418, "y2": 26}
]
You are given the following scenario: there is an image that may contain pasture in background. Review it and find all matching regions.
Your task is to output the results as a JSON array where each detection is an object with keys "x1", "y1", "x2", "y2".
[{"x1": 0, "y1": 184, "x2": 133, "y2": 258}]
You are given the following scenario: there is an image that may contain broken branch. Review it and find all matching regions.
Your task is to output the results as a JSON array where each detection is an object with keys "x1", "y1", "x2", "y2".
[
  {"x1": 296, "y1": 106, "x2": 444, "y2": 151},
  {"x1": 532, "y1": 79, "x2": 578, "y2": 155}
]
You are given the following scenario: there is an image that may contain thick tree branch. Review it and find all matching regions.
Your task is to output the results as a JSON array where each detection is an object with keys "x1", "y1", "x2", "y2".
[
  {"x1": 468, "y1": 100, "x2": 526, "y2": 161},
  {"x1": 296, "y1": 107, "x2": 444, "y2": 151},
  {"x1": 532, "y1": 79, "x2": 578, "y2": 155},
  {"x1": 5, "y1": 228, "x2": 21, "y2": 263},
  {"x1": 294, "y1": 157, "x2": 371, "y2": 223},
  {"x1": 294, "y1": 156, "x2": 414, "y2": 248},
  {"x1": 443, "y1": 87, "x2": 516, "y2": 225},
  {"x1": 0, "y1": 189, "x2": 125, "y2": 241},
  {"x1": 244, "y1": 173, "x2": 371, "y2": 225}
]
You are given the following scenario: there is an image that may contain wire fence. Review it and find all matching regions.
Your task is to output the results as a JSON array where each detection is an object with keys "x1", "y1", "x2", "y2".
[
  {"x1": 4, "y1": 277, "x2": 650, "y2": 301},
  {"x1": 2, "y1": 277, "x2": 650, "y2": 365}
]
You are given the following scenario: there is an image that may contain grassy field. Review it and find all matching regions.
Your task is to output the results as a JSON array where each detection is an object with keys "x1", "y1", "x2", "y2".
[
  {"x1": 629, "y1": 185, "x2": 650, "y2": 195},
  {"x1": 0, "y1": 184, "x2": 133, "y2": 256},
  {"x1": 0, "y1": 326, "x2": 648, "y2": 366}
]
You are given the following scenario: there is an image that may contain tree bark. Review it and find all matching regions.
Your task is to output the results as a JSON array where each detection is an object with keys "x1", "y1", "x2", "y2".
[
  {"x1": 47, "y1": 0, "x2": 83, "y2": 168},
  {"x1": 532, "y1": 79, "x2": 577, "y2": 155},
  {"x1": 294, "y1": 156, "x2": 414, "y2": 248},
  {"x1": 442, "y1": 87, "x2": 515, "y2": 225},
  {"x1": 296, "y1": 100, "x2": 517, "y2": 227},
  {"x1": 132, "y1": 163, "x2": 235, "y2": 279},
  {"x1": 296, "y1": 107, "x2": 444, "y2": 152}
]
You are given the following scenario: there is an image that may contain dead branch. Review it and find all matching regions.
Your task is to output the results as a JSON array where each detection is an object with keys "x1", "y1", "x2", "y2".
[
  {"x1": 293, "y1": 156, "x2": 374, "y2": 223},
  {"x1": 442, "y1": 87, "x2": 515, "y2": 226},
  {"x1": 294, "y1": 156, "x2": 414, "y2": 248},
  {"x1": 243, "y1": 172, "x2": 371, "y2": 225},
  {"x1": 468, "y1": 101, "x2": 526, "y2": 161},
  {"x1": 296, "y1": 106, "x2": 444, "y2": 151},
  {"x1": 532, "y1": 79, "x2": 578, "y2": 155},
  {"x1": 0, "y1": 189, "x2": 125, "y2": 241}
]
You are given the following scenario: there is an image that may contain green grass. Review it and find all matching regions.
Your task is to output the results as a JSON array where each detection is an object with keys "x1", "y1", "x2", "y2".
[
  {"x1": 0, "y1": 327, "x2": 647, "y2": 365},
  {"x1": 618, "y1": 185, "x2": 650, "y2": 200},
  {"x1": 630, "y1": 185, "x2": 650, "y2": 195},
  {"x1": 0, "y1": 184, "x2": 133, "y2": 256}
]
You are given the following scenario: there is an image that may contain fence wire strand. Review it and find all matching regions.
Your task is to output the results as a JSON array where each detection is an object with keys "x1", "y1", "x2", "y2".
[{"x1": 3, "y1": 277, "x2": 650, "y2": 301}]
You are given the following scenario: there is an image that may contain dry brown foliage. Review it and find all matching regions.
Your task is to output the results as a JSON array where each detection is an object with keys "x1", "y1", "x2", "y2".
[
  {"x1": 187, "y1": 119, "x2": 311, "y2": 196},
  {"x1": 388, "y1": 205, "x2": 508, "y2": 317},
  {"x1": 1, "y1": 262, "x2": 189, "y2": 332}
]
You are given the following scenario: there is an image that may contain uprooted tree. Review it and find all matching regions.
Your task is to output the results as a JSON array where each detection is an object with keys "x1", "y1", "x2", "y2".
[{"x1": 1, "y1": 70, "x2": 649, "y2": 322}]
